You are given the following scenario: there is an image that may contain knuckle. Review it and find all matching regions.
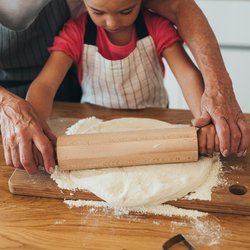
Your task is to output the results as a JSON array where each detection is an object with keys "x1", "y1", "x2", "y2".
[
  {"x1": 220, "y1": 127, "x2": 228, "y2": 137},
  {"x1": 219, "y1": 123, "x2": 228, "y2": 132},
  {"x1": 9, "y1": 143, "x2": 18, "y2": 151},
  {"x1": 9, "y1": 134, "x2": 17, "y2": 145},
  {"x1": 16, "y1": 127, "x2": 30, "y2": 139},
  {"x1": 232, "y1": 131, "x2": 241, "y2": 141}
]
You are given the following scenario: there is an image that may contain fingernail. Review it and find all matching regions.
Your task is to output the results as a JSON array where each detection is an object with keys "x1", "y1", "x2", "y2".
[
  {"x1": 237, "y1": 152, "x2": 243, "y2": 157},
  {"x1": 222, "y1": 150, "x2": 228, "y2": 157},
  {"x1": 49, "y1": 167, "x2": 54, "y2": 174},
  {"x1": 243, "y1": 150, "x2": 248, "y2": 157}
]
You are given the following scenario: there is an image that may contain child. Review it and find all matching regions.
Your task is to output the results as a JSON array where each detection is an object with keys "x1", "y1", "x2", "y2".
[{"x1": 26, "y1": 0, "x2": 218, "y2": 157}]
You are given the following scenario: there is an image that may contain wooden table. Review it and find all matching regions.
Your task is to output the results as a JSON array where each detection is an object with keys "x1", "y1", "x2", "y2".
[{"x1": 1, "y1": 102, "x2": 250, "y2": 250}]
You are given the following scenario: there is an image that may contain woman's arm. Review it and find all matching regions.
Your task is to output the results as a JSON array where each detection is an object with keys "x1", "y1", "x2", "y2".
[
  {"x1": 145, "y1": 0, "x2": 250, "y2": 156},
  {"x1": 144, "y1": 0, "x2": 222, "y2": 81},
  {"x1": 26, "y1": 51, "x2": 73, "y2": 120}
]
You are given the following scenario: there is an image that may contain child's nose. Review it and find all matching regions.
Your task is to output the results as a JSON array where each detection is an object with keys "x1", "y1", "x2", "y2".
[{"x1": 106, "y1": 16, "x2": 119, "y2": 30}]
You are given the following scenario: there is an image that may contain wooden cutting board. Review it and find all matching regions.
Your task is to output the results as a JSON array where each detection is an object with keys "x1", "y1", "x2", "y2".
[
  {"x1": 8, "y1": 157, "x2": 250, "y2": 215},
  {"x1": 7, "y1": 117, "x2": 250, "y2": 216}
]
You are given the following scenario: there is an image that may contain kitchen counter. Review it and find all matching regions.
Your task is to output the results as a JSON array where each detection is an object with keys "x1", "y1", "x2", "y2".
[{"x1": 1, "y1": 102, "x2": 250, "y2": 250}]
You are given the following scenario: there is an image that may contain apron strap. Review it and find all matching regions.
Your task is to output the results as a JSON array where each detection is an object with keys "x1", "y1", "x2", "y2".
[
  {"x1": 84, "y1": 15, "x2": 97, "y2": 45},
  {"x1": 134, "y1": 10, "x2": 149, "y2": 39},
  {"x1": 84, "y1": 10, "x2": 149, "y2": 45}
]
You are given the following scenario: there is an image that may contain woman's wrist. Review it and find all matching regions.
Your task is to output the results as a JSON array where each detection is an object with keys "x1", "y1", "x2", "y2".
[
  {"x1": 0, "y1": 87, "x2": 22, "y2": 107},
  {"x1": 0, "y1": 87, "x2": 12, "y2": 107},
  {"x1": 204, "y1": 72, "x2": 233, "y2": 98}
]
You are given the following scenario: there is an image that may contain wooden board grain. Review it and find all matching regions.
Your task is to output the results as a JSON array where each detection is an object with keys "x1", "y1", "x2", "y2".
[{"x1": 8, "y1": 169, "x2": 101, "y2": 201}]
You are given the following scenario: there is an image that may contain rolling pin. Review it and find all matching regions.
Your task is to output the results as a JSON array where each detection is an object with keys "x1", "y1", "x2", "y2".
[{"x1": 56, "y1": 127, "x2": 198, "y2": 171}]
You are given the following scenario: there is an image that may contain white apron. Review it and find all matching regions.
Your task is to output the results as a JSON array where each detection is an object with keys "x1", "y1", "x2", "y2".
[{"x1": 81, "y1": 12, "x2": 168, "y2": 109}]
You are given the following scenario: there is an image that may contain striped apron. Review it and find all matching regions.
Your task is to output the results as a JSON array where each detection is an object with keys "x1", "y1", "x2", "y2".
[{"x1": 81, "y1": 12, "x2": 168, "y2": 109}]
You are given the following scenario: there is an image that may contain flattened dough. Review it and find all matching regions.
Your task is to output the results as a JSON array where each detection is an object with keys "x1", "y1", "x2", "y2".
[{"x1": 52, "y1": 117, "x2": 215, "y2": 207}]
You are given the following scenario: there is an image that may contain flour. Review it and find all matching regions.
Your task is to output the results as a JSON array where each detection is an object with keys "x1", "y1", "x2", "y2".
[
  {"x1": 183, "y1": 155, "x2": 222, "y2": 201},
  {"x1": 54, "y1": 219, "x2": 66, "y2": 225},
  {"x1": 64, "y1": 200, "x2": 207, "y2": 218},
  {"x1": 170, "y1": 217, "x2": 226, "y2": 247},
  {"x1": 188, "y1": 219, "x2": 222, "y2": 246},
  {"x1": 52, "y1": 117, "x2": 222, "y2": 208}
]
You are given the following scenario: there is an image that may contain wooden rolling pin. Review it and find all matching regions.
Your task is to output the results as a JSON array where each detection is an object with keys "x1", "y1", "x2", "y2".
[
  {"x1": 57, "y1": 127, "x2": 198, "y2": 170},
  {"x1": 56, "y1": 127, "x2": 198, "y2": 171}
]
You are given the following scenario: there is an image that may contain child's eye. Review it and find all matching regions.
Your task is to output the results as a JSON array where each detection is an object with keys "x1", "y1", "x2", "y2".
[
  {"x1": 120, "y1": 9, "x2": 133, "y2": 15},
  {"x1": 93, "y1": 11, "x2": 103, "y2": 16}
]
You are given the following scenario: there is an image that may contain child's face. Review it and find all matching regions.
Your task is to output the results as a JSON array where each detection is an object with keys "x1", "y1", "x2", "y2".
[{"x1": 84, "y1": 0, "x2": 142, "y2": 34}]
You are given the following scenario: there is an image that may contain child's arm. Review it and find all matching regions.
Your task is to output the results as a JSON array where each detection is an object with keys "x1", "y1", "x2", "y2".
[
  {"x1": 26, "y1": 51, "x2": 73, "y2": 121},
  {"x1": 198, "y1": 124, "x2": 219, "y2": 157},
  {"x1": 162, "y1": 42, "x2": 204, "y2": 119},
  {"x1": 162, "y1": 43, "x2": 217, "y2": 155}
]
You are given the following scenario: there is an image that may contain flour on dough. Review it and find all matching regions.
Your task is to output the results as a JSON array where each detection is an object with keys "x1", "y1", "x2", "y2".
[{"x1": 52, "y1": 117, "x2": 220, "y2": 207}]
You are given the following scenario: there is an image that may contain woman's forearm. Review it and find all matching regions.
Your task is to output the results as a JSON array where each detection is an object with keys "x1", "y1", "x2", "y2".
[
  {"x1": 0, "y1": 86, "x2": 11, "y2": 105},
  {"x1": 144, "y1": 0, "x2": 231, "y2": 91}
]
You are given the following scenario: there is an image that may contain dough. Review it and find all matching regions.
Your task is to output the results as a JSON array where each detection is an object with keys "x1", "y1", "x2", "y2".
[{"x1": 52, "y1": 117, "x2": 216, "y2": 207}]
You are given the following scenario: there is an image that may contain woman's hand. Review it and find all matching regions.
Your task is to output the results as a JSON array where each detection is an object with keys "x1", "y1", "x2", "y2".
[
  {"x1": 192, "y1": 82, "x2": 250, "y2": 157},
  {"x1": 0, "y1": 89, "x2": 56, "y2": 174}
]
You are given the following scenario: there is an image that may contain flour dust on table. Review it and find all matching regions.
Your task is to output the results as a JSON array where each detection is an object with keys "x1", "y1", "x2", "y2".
[{"x1": 51, "y1": 117, "x2": 221, "y2": 207}]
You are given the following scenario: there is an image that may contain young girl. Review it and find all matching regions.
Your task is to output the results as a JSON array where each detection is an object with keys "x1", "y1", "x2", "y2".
[{"x1": 26, "y1": 0, "x2": 218, "y2": 156}]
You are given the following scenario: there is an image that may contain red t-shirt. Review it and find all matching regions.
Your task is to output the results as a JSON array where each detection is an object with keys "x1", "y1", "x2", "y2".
[{"x1": 49, "y1": 9, "x2": 181, "y2": 82}]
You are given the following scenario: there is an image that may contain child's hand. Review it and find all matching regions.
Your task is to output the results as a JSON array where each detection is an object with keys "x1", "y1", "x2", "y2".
[{"x1": 197, "y1": 124, "x2": 220, "y2": 157}]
